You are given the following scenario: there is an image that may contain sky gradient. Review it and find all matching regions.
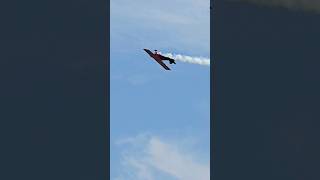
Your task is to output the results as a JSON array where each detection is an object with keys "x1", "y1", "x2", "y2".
[{"x1": 110, "y1": 0, "x2": 210, "y2": 179}]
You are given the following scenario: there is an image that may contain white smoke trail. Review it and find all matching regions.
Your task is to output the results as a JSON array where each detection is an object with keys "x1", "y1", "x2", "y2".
[{"x1": 162, "y1": 52, "x2": 210, "y2": 66}]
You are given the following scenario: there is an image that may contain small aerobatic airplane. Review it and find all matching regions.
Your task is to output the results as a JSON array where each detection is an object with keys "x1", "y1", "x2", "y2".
[{"x1": 144, "y1": 49, "x2": 176, "y2": 70}]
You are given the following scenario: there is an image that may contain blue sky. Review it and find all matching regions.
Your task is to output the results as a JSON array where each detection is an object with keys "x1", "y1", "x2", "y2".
[{"x1": 110, "y1": 0, "x2": 210, "y2": 179}]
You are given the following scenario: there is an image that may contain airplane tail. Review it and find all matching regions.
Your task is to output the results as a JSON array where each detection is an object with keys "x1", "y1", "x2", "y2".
[{"x1": 169, "y1": 59, "x2": 176, "y2": 64}]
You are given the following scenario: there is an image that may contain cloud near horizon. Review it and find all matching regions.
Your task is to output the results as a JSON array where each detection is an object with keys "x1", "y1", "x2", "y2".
[{"x1": 114, "y1": 134, "x2": 210, "y2": 180}]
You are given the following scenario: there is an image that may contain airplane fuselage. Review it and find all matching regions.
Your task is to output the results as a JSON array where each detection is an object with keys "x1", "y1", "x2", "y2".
[{"x1": 143, "y1": 48, "x2": 174, "y2": 70}]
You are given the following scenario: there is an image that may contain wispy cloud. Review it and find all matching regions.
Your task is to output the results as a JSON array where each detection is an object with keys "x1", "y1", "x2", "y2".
[
  {"x1": 114, "y1": 134, "x2": 210, "y2": 180},
  {"x1": 111, "y1": 0, "x2": 210, "y2": 55}
]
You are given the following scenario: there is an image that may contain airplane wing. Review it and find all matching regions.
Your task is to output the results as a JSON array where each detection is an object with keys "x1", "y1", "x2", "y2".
[
  {"x1": 143, "y1": 49, "x2": 171, "y2": 70},
  {"x1": 153, "y1": 58, "x2": 171, "y2": 70},
  {"x1": 144, "y1": 49, "x2": 154, "y2": 56}
]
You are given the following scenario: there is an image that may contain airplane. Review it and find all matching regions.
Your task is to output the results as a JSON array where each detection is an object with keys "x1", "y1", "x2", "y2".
[{"x1": 143, "y1": 49, "x2": 176, "y2": 70}]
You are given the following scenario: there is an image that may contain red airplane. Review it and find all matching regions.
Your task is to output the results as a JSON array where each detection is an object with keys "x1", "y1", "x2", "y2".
[{"x1": 144, "y1": 49, "x2": 176, "y2": 70}]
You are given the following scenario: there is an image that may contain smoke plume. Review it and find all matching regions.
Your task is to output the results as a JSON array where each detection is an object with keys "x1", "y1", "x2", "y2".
[
  {"x1": 231, "y1": 0, "x2": 320, "y2": 13},
  {"x1": 162, "y1": 52, "x2": 210, "y2": 66}
]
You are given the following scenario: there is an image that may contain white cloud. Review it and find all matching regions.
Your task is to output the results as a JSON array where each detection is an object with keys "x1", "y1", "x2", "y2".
[
  {"x1": 111, "y1": 0, "x2": 210, "y2": 55},
  {"x1": 113, "y1": 134, "x2": 210, "y2": 180}
]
